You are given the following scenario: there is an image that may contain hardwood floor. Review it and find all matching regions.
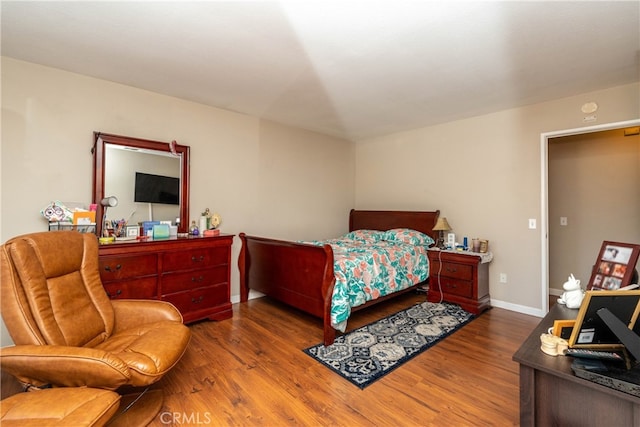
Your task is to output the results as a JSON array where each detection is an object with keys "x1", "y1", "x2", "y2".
[{"x1": 146, "y1": 293, "x2": 540, "y2": 426}]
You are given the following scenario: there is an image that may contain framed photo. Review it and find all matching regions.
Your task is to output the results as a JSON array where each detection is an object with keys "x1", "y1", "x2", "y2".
[
  {"x1": 479, "y1": 239, "x2": 489, "y2": 253},
  {"x1": 73, "y1": 211, "x2": 96, "y2": 225},
  {"x1": 126, "y1": 225, "x2": 140, "y2": 237},
  {"x1": 587, "y1": 241, "x2": 640, "y2": 291},
  {"x1": 552, "y1": 319, "x2": 576, "y2": 340},
  {"x1": 568, "y1": 290, "x2": 640, "y2": 349}
]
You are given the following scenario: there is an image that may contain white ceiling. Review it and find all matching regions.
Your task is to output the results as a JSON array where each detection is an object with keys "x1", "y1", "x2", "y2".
[{"x1": 2, "y1": 1, "x2": 639, "y2": 141}]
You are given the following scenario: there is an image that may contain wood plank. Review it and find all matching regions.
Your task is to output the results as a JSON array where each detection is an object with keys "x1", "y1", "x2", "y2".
[{"x1": 141, "y1": 292, "x2": 539, "y2": 426}]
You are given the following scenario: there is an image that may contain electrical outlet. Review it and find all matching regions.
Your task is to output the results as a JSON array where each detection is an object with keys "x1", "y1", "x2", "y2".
[
  {"x1": 528, "y1": 219, "x2": 536, "y2": 229},
  {"x1": 500, "y1": 273, "x2": 507, "y2": 283}
]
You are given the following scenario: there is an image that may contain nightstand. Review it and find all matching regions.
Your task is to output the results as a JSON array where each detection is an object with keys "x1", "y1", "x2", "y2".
[{"x1": 426, "y1": 249, "x2": 492, "y2": 314}]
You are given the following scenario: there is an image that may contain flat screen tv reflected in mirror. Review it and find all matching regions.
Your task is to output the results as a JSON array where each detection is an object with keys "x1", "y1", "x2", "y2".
[{"x1": 134, "y1": 172, "x2": 180, "y2": 205}]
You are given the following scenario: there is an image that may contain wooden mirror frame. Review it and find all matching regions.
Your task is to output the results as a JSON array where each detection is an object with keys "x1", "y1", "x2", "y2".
[{"x1": 92, "y1": 132, "x2": 190, "y2": 235}]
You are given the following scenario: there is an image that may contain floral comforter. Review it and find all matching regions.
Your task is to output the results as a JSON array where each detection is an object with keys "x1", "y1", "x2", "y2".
[{"x1": 302, "y1": 228, "x2": 433, "y2": 332}]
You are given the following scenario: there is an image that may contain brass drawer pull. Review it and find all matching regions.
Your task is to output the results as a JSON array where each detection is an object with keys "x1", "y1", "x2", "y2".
[
  {"x1": 191, "y1": 296, "x2": 204, "y2": 304},
  {"x1": 191, "y1": 276, "x2": 204, "y2": 282},
  {"x1": 191, "y1": 255, "x2": 205, "y2": 263},
  {"x1": 104, "y1": 264, "x2": 122, "y2": 272}
]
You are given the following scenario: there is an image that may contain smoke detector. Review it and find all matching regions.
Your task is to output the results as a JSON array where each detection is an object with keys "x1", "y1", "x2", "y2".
[{"x1": 581, "y1": 102, "x2": 598, "y2": 114}]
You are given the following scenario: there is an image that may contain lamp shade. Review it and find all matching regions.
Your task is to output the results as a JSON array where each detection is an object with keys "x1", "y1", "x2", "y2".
[
  {"x1": 101, "y1": 196, "x2": 118, "y2": 207},
  {"x1": 432, "y1": 217, "x2": 452, "y2": 231}
]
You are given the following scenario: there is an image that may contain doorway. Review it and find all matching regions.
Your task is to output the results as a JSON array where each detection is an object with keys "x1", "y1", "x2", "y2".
[{"x1": 540, "y1": 119, "x2": 640, "y2": 313}]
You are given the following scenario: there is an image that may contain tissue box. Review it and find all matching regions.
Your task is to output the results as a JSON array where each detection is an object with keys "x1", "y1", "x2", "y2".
[{"x1": 152, "y1": 224, "x2": 170, "y2": 239}]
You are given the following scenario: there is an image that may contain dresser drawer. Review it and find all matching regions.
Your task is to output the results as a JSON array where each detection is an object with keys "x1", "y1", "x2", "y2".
[
  {"x1": 99, "y1": 234, "x2": 234, "y2": 323},
  {"x1": 103, "y1": 277, "x2": 158, "y2": 300},
  {"x1": 162, "y1": 284, "x2": 229, "y2": 314},
  {"x1": 430, "y1": 260, "x2": 472, "y2": 281},
  {"x1": 99, "y1": 254, "x2": 157, "y2": 282},
  {"x1": 161, "y1": 265, "x2": 228, "y2": 295},
  {"x1": 162, "y1": 246, "x2": 229, "y2": 272},
  {"x1": 438, "y1": 278, "x2": 473, "y2": 298}
]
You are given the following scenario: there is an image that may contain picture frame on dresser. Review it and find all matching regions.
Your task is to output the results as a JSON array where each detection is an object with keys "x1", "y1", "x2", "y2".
[
  {"x1": 587, "y1": 241, "x2": 640, "y2": 291},
  {"x1": 568, "y1": 289, "x2": 640, "y2": 349},
  {"x1": 552, "y1": 319, "x2": 576, "y2": 340},
  {"x1": 126, "y1": 225, "x2": 139, "y2": 237}
]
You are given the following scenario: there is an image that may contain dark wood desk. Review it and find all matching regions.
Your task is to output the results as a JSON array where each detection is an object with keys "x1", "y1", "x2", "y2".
[{"x1": 513, "y1": 304, "x2": 640, "y2": 426}]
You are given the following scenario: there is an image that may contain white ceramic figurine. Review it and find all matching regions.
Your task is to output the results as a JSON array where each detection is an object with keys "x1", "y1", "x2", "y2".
[{"x1": 557, "y1": 274, "x2": 584, "y2": 309}]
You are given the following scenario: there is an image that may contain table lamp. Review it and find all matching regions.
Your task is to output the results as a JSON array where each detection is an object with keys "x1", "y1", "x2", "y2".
[
  {"x1": 100, "y1": 196, "x2": 118, "y2": 239},
  {"x1": 432, "y1": 217, "x2": 452, "y2": 250}
]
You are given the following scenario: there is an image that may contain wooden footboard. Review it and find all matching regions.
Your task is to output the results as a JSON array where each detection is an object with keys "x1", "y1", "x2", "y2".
[{"x1": 238, "y1": 233, "x2": 338, "y2": 345}]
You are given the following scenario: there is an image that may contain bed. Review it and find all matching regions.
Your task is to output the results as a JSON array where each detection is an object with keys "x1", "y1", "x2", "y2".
[{"x1": 238, "y1": 209, "x2": 440, "y2": 345}]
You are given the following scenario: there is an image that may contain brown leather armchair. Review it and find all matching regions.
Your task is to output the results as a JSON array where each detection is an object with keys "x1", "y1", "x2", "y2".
[{"x1": 0, "y1": 231, "x2": 191, "y2": 392}]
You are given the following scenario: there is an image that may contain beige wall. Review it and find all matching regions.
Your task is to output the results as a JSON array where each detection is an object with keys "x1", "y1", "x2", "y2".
[
  {"x1": 548, "y1": 130, "x2": 640, "y2": 292},
  {"x1": 1, "y1": 56, "x2": 639, "y2": 346},
  {"x1": 354, "y1": 82, "x2": 639, "y2": 314},
  {"x1": 1, "y1": 57, "x2": 355, "y2": 345}
]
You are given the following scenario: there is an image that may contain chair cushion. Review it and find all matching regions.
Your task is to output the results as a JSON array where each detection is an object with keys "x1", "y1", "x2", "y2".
[
  {"x1": 2, "y1": 232, "x2": 114, "y2": 348},
  {"x1": 0, "y1": 387, "x2": 120, "y2": 426},
  {"x1": 96, "y1": 321, "x2": 191, "y2": 386}
]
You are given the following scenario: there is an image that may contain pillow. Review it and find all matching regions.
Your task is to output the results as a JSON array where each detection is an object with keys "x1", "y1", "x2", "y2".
[
  {"x1": 383, "y1": 228, "x2": 435, "y2": 246},
  {"x1": 342, "y1": 229, "x2": 386, "y2": 242}
]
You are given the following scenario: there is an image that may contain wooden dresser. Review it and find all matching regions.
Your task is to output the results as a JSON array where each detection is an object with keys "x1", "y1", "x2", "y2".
[
  {"x1": 98, "y1": 234, "x2": 233, "y2": 323},
  {"x1": 513, "y1": 303, "x2": 640, "y2": 426},
  {"x1": 426, "y1": 249, "x2": 491, "y2": 314}
]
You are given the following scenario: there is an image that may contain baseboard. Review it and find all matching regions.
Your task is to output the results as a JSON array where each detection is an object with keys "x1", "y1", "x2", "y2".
[
  {"x1": 490, "y1": 299, "x2": 545, "y2": 318},
  {"x1": 231, "y1": 290, "x2": 265, "y2": 304},
  {"x1": 233, "y1": 292, "x2": 548, "y2": 318},
  {"x1": 549, "y1": 288, "x2": 563, "y2": 297}
]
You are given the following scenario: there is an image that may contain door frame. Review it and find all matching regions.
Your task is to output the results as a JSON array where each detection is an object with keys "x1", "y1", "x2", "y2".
[{"x1": 540, "y1": 118, "x2": 640, "y2": 313}]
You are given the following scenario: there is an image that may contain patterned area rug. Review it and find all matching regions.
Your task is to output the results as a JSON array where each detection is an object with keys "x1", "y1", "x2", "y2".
[{"x1": 304, "y1": 301, "x2": 475, "y2": 389}]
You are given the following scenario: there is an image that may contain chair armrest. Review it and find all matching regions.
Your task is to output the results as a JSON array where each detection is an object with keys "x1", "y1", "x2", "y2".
[
  {"x1": 111, "y1": 299, "x2": 183, "y2": 332},
  {"x1": 0, "y1": 345, "x2": 130, "y2": 390}
]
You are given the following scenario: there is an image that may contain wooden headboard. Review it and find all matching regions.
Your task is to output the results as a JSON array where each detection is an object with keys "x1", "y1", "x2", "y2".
[{"x1": 348, "y1": 209, "x2": 441, "y2": 243}]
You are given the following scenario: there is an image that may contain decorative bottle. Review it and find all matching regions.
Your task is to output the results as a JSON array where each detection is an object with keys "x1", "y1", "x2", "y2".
[{"x1": 189, "y1": 220, "x2": 199, "y2": 236}]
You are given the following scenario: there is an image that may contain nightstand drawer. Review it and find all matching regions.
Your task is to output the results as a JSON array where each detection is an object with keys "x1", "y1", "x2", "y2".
[
  {"x1": 427, "y1": 249, "x2": 491, "y2": 315},
  {"x1": 439, "y1": 279, "x2": 473, "y2": 298},
  {"x1": 431, "y1": 261, "x2": 473, "y2": 281}
]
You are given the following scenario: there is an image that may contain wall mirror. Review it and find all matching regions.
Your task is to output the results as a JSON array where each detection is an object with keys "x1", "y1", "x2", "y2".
[{"x1": 92, "y1": 132, "x2": 190, "y2": 235}]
